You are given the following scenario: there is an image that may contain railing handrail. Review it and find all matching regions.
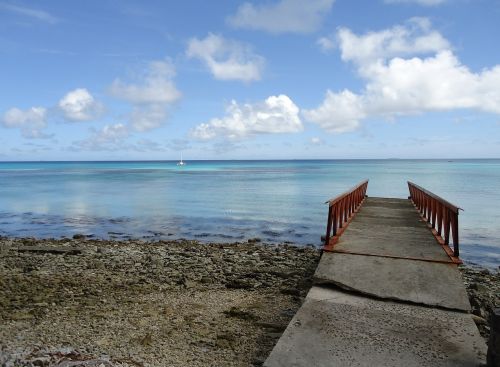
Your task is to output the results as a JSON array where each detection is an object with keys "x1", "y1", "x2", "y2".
[
  {"x1": 407, "y1": 181, "x2": 462, "y2": 213},
  {"x1": 325, "y1": 180, "x2": 369, "y2": 206},
  {"x1": 407, "y1": 181, "x2": 461, "y2": 260}
]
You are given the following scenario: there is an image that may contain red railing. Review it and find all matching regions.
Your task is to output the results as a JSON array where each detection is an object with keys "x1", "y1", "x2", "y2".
[
  {"x1": 408, "y1": 182, "x2": 462, "y2": 259},
  {"x1": 324, "y1": 180, "x2": 368, "y2": 251}
]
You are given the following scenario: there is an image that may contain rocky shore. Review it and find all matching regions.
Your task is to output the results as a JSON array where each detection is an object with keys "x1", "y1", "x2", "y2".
[
  {"x1": 459, "y1": 264, "x2": 500, "y2": 341},
  {"x1": 1, "y1": 236, "x2": 498, "y2": 366},
  {"x1": 0, "y1": 237, "x2": 320, "y2": 367}
]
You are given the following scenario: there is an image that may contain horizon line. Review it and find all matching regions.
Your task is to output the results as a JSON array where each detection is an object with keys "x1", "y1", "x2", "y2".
[{"x1": 1, "y1": 158, "x2": 500, "y2": 163}]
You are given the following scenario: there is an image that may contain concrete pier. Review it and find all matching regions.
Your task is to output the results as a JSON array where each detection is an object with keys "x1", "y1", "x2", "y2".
[{"x1": 265, "y1": 197, "x2": 486, "y2": 366}]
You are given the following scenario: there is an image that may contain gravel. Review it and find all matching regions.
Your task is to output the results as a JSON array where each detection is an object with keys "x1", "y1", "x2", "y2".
[{"x1": 0, "y1": 237, "x2": 320, "y2": 367}]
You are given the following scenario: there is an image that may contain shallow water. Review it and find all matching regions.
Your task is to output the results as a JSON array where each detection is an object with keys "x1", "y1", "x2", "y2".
[{"x1": 0, "y1": 159, "x2": 499, "y2": 268}]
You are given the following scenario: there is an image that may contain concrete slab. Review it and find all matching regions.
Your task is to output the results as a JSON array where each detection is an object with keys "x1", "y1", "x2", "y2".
[
  {"x1": 359, "y1": 207, "x2": 421, "y2": 219},
  {"x1": 365, "y1": 196, "x2": 412, "y2": 205},
  {"x1": 350, "y1": 212, "x2": 424, "y2": 227},
  {"x1": 264, "y1": 286, "x2": 486, "y2": 367},
  {"x1": 345, "y1": 222, "x2": 434, "y2": 236},
  {"x1": 314, "y1": 252, "x2": 470, "y2": 311},
  {"x1": 335, "y1": 231, "x2": 450, "y2": 261}
]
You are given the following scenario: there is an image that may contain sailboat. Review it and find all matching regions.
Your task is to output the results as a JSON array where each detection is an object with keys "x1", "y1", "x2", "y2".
[{"x1": 177, "y1": 153, "x2": 185, "y2": 166}]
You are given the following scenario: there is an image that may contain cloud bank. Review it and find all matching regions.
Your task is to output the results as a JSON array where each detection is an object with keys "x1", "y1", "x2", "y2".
[{"x1": 306, "y1": 19, "x2": 500, "y2": 133}]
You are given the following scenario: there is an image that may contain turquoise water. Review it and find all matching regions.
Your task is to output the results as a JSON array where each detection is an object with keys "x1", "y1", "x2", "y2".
[{"x1": 0, "y1": 159, "x2": 498, "y2": 268}]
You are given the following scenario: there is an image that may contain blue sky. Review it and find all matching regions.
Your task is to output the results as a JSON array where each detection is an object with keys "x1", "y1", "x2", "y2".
[{"x1": 1, "y1": 0, "x2": 499, "y2": 160}]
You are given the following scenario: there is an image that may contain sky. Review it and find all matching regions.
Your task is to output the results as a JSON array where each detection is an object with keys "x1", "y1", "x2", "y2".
[{"x1": 0, "y1": 0, "x2": 499, "y2": 160}]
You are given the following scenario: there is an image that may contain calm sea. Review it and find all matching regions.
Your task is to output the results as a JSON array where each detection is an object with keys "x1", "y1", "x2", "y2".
[{"x1": 0, "y1": 159, "x2": 498, "y2": 268}]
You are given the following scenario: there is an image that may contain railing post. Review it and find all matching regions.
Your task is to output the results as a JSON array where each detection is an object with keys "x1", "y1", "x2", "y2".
[
  {"x1": 443, "y1": 209, "x2": 450, "y2": 245},
  {"x1": 338, "y1": 201, "x2": 343, "y2": 229},
  {"x1": 420, "y1": 192, "x2": 425, "y2": 214},
  {"x1": 437, "y1": 202, "x2": 443, "y2": 236},
  {"x1": 342, "y1": 199, "x2": 347, "y2": 223},
  {"x1": 431, "y1": 200, "x2": 437, "y2": 229},
  {"x1": 325, "y1": 206, "x2": 332, "y2": 246},
  {"x1": 332, "y1": 205, "x2": 337, "y2": 236},
  {"x1": 451, "y1": 213, "x2": 459, "y2": 257},
  {"x1": 426, "y1": 196, "x2": 432, "y2": 223}
]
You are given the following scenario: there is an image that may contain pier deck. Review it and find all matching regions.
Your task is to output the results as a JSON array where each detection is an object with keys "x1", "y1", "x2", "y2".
[{"x1": 265, "y1": 192, "x2": 487, "y2": 366}]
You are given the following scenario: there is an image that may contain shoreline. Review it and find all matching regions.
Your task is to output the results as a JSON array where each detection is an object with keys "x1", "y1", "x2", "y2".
[{"x1": 0, "y1": 237, "x2": 498, "y2": 366}]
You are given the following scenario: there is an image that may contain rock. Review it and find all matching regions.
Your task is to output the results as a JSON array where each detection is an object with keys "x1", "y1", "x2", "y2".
[
  {"x1": 472, "y1": 314, "x2": 487, "y2": 326},
  {"x1": 471, "y1": 282, "x2": 489, "y2": 293},
  {"x1": 252, "y1": 355, "x2": 267, "y2": 366},
  {"x1": 265, "y1": 332, "x2": 283, "y2": 339},
  {"x1": 280, "y1": 287, "x2": 301, "y2": 296},
  {"x1": 225, "y1": 279, "x2": 255, "y2": 289},
  {"x1": 200, "y1": 276, "x2": 211, "y2": 284},
  {"x1": 140, "y1": 333, "x2": 152, "y2": 347},
  {"x1": 216, "y1": 333, "x2": 236, "y2": 348},
  {"x1": 73, "y1": 234, "x2": 85, "y2": 240},
  {"x1": 224, "y1": 307, "x2": 258, "y2": 321}
]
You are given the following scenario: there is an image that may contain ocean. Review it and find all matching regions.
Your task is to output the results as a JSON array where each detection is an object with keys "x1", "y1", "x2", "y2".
[{"x1": 0, "y1": 159, "x2": 498, "y2": 268}]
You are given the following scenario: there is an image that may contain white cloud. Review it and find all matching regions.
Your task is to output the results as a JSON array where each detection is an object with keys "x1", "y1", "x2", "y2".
[
  {"x1": 72, "y1": 123, "x2": 129, "y2": 151},
  {"x1": 191, "y1": 95, "x2": 303, "y2": 140},
  {"x1": 2, "y1": 107, "x2": 45, "y2": 128},
  {"x1": 110, "y1": 59, "x2": 181, "y2": 131},
  {"x1": 186, "y1": 34, "x2": 265, "y2": 82},
  {"x1": 365, "y1": 51, "x2": 500, "y2": 115},
  {"x1": 110, "y1": 60, "x2": 181, "y2": 104},
  {"x1": 336, "y1": 17, "x2": 450, "y2": 66},
  {"x1": 303, "y1": 90, "x2": 365, "y2": 133},
  {"x1": 385, "y1": 0, "x2": 446, "y2": 6},
  {"x1": 306, "y1": 19, "x2": 500, "y2": 133},
  {"x1": 227, "y1": 0, "x2": 335, "y2": 34},
  {"x1": 58, "y1": 88, "x2": 103, "y2": 121},
  {"x1": 317, "y1": 36, "x2": 336, "y2": 52},
  {"x1": 130, "y1": 105, "x2": 169, "y2": 132},
  {"x1": 0, "y1": 3, "x2": 58, "y2": 24},
  {"x1": 310, "y1": 137, "x2": 325, "y2": 145},
  {"x1": 1, "y1": 106, "x2": 50, "y2": 139},
  {"x1": 96, "y1": 123, "x2": 129, "y2": 142}
]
